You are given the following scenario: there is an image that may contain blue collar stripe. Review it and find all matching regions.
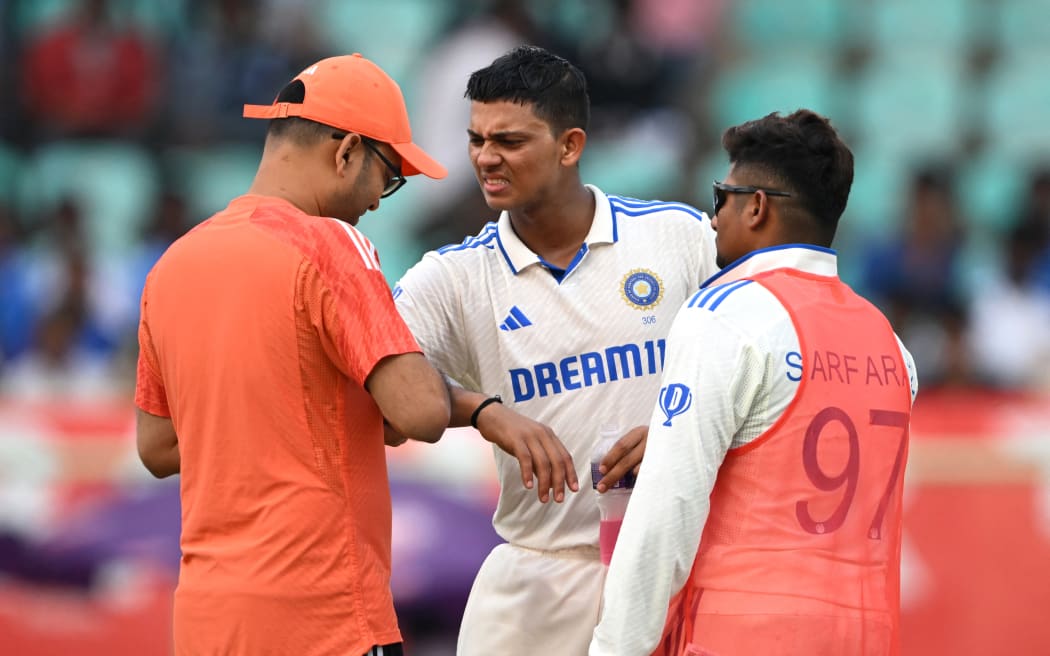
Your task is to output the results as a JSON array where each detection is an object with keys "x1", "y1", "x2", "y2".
[
  {"x1": 695, "y1": 280, "x2": 748, "y2": 310},
  {"x1": 708, "y1": 280, "x2": 753, "y2": 311},
  {"x1": 560, "y1": 243, "x2": 589, "y2": 280},
  {"x1": 701, "y1": 244, "x2": 835, "y2": 288},
  {"x1": 608, "y1": 197, "x2": 708, "y2": 222},
  {"x1": 495, "y1": 230, "x2": 518, "y2": 274},
  {"x1": 437, "y1": 223, "x2": 498, "y2": 254}
]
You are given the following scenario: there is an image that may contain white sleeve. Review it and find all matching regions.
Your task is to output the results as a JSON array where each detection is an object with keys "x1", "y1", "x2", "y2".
[
  {"x1": 590, "y1": 304, "x2": 764, "y2": 656},
  {"x1": 393, "y1": 254, "x2": 480, "y2": 390},
  {"x1": 894, "y1": 334, "x2": 919, "y2": 405}
]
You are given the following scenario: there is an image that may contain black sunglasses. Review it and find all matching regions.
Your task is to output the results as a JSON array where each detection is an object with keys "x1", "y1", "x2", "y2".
[
  {"x1": 332, "y1": 133, "x2": 407, "y2": 198},
  {"x1": 712, "y1": 180, "x2": 793, "y2": 216}
]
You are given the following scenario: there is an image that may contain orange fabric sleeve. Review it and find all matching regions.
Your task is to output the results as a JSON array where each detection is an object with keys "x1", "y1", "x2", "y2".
[
  {"x1": 134, "y1": 275, "x2": 170, "y2": 417},
  {"x1": 306, "y1": 245, "x2": 420, "y2": 387}
]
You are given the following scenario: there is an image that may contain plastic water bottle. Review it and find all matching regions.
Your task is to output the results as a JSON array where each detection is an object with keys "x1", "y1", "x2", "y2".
[{"x1": 591, "y1": 423, "x2": 635, "y2": 566}]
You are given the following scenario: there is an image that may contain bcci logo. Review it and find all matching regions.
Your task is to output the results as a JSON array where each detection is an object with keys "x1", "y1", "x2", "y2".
[
  {"x1": 620, "y1": 268, "x2": 663, "y2": 310},
  {"x1": 659, "y1": 383, "x2": 692, "y2": 426}
]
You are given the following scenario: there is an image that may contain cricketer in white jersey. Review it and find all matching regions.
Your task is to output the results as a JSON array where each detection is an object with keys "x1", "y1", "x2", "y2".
[
  {"x1": 394, "y1": 184, "x2": 717, "y2": 654},
  {"x1": 590, "y1": 245, "x2": 918, "y2": 656}
]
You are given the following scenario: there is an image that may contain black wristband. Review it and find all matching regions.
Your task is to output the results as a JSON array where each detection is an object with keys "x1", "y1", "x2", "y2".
[{"x1": 470, "y1": 395, "x2": 503, "y2": 429}]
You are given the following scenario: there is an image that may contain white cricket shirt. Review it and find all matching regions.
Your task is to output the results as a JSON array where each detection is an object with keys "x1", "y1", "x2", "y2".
[
  {"x1": 590, "y1": 245, "x2": 919, "y2": 656},
  {"x1": 394, "y1": 185, "x2": 718, "y2": 551}
]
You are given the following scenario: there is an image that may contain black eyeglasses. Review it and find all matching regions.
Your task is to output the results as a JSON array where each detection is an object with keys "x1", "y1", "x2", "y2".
[
  {"x1": 712, "y1": 180, "x2": 793, "y2": 216},
  {"x1": 332, "y1": 133, "x2": 406, "y2": 198}
]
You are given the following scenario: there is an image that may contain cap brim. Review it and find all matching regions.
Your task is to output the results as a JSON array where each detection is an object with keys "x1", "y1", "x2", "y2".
[{"x1": 390, "y1": 141, "x2": 447, "y2": 179}]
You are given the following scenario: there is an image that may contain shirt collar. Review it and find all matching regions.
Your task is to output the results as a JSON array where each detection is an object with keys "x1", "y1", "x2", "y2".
[
  {"x1": 701, "y1": 244, "x2": 839, "y2": 288},
  {"x1": 495, "y1": 184, "x2": 613, "y2": 274}
]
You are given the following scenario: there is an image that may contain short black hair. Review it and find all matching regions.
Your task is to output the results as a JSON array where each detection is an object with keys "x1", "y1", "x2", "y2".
[
  {"x1": 465, "y1": 45, "x2": 590, "y2": 135},
  {"x1": 722, "y1": 109, "x2": 854, "y2": 244},
  {"x1": 265, "y1": 80, "x2": 334, "y2": 145}
]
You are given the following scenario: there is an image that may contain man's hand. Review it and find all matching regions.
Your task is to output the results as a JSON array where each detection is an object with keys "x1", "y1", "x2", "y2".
[
  {"x1": 475, "y1": 403, "x2": 579, "y2": 503},
  {"x1": 594, "y1": 425, "x2": 647, "y2": 493}
]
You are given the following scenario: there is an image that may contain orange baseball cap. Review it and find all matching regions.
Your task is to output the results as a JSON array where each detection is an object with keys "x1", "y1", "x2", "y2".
[{"x1": 244, "y1": 54, "x2": 446, "y2": 179}]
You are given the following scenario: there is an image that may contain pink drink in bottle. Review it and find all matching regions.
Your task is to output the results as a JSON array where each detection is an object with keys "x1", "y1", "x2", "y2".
[{"x1": 591, "y1": 423, "x2": 635, "y2": 566}]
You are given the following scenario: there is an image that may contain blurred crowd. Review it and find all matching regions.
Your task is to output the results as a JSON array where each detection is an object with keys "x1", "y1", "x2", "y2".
[{"x1": 0, "y1": 0, "x2": 1048, "y2": 403}]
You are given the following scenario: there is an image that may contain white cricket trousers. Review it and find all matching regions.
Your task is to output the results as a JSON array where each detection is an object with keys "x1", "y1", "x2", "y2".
[{"x1": 456, "y1": 542, "x2": 606, "y2": 656}]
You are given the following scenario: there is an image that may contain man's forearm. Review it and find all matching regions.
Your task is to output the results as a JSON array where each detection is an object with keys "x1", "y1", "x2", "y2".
[{"x1": 449, "y1": 385, "x2": 491, "y2": 427}]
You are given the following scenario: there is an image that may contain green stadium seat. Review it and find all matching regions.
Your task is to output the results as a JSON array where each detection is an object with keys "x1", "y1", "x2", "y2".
[
  {"x1": 728, "y1": 0, "x2": 846, "y2": 52},
  {"x1": 708, "y1": 54, "x2": 840, "y2": 135},
  {"x1": 311, "y1": 0, "x2": 455, "y2": 94},
  {"x1": 532, "y1": 0, "x2": 617, "y2": 39},
  {"x1": 841, "y1": 146, "x2": 913, "y2": 237},
  {"x1": 113, "y1": 0, "x2": 190, "y2": 37},
  {"x1": 9, "y1": 0, "x2": 187, "y2": 37},
  {"x1": 995, "y1": 0, "x2": 1050, "y2": 59},
  {"x1": 859, "y1": 0, "x2": 981, "y2": 55},
  {"x1": 16, "y1": 141, "x2": 159, "y2": 255},
  {"x1": 8, "y1": 0, "x2": 76, "y2": 36},
  {"x1": 581, "y1": 129, "x2": 679, "y2": 204},
  {"x1": 957, "y1": 150, "x2": 1033, "y2": 232},
  {"x1": 847, "y1": 53, "x2": 972, "y2": 159},
  {"x1": 983, "y1": 54, "x2": 1050, "y2": 161},
  {"x1": 162, "y1": 144, "x2": 262, "y2": 223}
]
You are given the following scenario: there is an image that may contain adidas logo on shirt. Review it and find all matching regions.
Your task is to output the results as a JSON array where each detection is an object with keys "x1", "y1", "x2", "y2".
[{"x1": 499, "y1": 306, "x2": 533, "y2": 331}]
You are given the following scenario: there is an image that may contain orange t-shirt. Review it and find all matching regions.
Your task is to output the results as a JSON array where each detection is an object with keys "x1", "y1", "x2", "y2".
[
  {"x1": 135, "y1": 195, "x2": 420, "y2": 656},
  {"x1": 662, "y1": 269, "x2": 911, "y2": 656}
]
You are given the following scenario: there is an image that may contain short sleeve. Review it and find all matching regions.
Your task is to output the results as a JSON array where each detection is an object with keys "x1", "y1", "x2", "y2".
[
  {"x1": 134, "y1": 274, "x2": 170, "y2": 417},
  {"x1": 303, "y1": 242, "x2": 421, "y2": 388}
]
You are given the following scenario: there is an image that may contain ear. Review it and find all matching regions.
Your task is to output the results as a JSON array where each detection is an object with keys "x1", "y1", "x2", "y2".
[
  {"x1": 334, "y1": 133, "x2": 363, "y2": 175},
  {"x1": 746, "y1": 190, "x2": 772, "y2": 230},
  {"x1": 559, "y1": 128, "x2": 587, "y2": 167}
]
